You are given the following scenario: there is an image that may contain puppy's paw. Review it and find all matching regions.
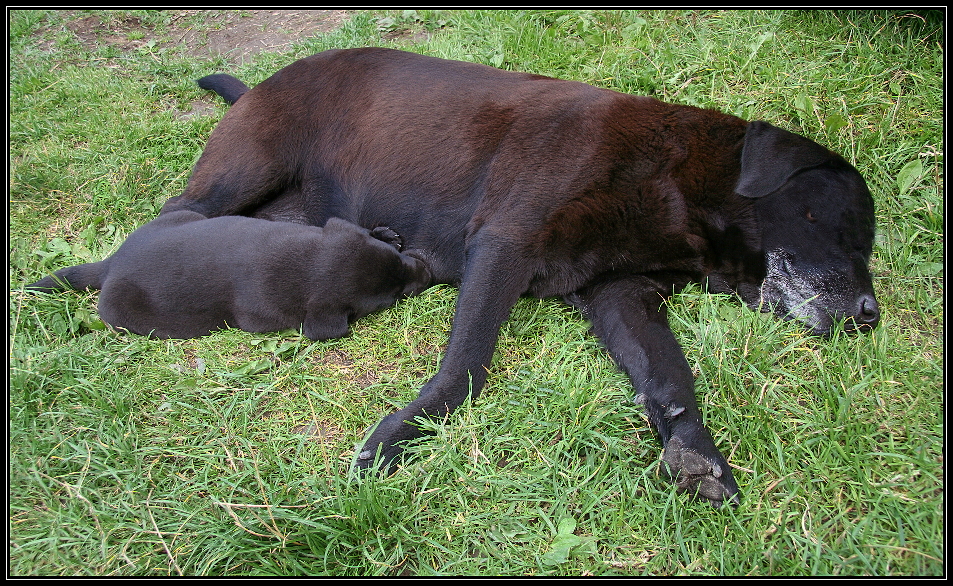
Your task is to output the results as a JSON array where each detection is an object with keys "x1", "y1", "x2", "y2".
[
  {"x1": 661, "y1": 435, "x2": 740, "y2": 507},
  {"x1": 370, "y1": 226, "x2": 403, "y2": 250}
]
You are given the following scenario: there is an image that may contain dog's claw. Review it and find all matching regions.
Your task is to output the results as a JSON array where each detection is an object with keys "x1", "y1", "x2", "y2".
[
  {"x1": 354, "y1": 446, "x2": 386, "y2": 474},
  {"x1": 369, "y1": 226, "x2": 403, "y2": 250},
  {"x1": 664, "y1": 402, "x2": 686, "y2": 418},
  {"x1": 661, "y1": 435, "x2": 740, "y2": 506}
]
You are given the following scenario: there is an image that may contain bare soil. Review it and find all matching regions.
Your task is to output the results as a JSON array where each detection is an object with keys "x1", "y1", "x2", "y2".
[
  {"x1": 47, "y1": 10, "x2": 352, "y2": 62},
  {"x1": 38, "y1": 10, "x2": 359, "y2": 120}
]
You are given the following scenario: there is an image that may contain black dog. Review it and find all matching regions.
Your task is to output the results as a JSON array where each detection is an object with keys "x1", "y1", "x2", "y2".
[
  {"x1": 27, "y1": 211, "x2": 432, "y2": 340},
  {"x1": 160, "y1": 47, "x2": 879, "y2": 504}
]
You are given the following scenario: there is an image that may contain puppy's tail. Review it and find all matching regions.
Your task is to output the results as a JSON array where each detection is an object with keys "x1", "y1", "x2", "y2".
[
  {"x1": 26, "y1": 261, "x2": 107, "y2": 293},
  {"x1": 197, "y1": 74, "x2": 250, "y2": 106}
]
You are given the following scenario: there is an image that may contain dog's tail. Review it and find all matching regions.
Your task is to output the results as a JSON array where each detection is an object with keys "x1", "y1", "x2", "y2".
[
  {"x1": 197, "y1": 74, "x2": 250, "y2": 106},
  {"x1": 26, "y1": 261, "x2": 107, "y2": 293}
]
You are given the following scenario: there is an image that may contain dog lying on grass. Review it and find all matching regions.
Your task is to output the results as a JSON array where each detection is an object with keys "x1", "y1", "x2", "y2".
[
  {"x1": 163, "y1": 48, "x2": 881, "y2": 505},
  {"x1": 27, "y1": 211, "x2": 432, "y2": 340}
]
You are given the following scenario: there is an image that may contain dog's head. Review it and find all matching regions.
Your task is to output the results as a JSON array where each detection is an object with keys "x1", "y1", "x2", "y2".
[{"x1": 735, "y1": 121, "x2": 879, "y2": 335}]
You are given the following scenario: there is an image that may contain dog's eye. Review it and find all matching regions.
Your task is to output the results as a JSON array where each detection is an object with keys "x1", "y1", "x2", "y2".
[{"x1": 805, "y1": 209, "x2": 817, "y2": 223}]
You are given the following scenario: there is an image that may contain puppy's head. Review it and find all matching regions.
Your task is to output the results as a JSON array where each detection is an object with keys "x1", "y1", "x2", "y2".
[{"x1": 342, "y1": 228, "x2": 433, "y2": 320}]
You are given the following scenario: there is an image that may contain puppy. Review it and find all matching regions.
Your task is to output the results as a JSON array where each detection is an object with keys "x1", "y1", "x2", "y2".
[{"x1": 27, "y1": 211, "x2": 432, "y2": 340}]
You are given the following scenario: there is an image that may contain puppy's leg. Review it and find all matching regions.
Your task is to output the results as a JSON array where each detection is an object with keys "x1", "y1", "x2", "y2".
[
  {"x1": 356, "y1": 232, "x2": 532, "y2": 472},
  {"x1": 369, "y1": 226, "x2": 403, "y2": 250},
  {"x1": 568, "y1": 275, "x2": 741, "y2": 506}
]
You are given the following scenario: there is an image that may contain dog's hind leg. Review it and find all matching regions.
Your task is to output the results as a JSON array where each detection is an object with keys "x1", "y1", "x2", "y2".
[
  {"x1": 160, "y1": 91, "x2": 307, "y2": 219},
  {"x1": 567, "y1": 274, "x2": 741, "y2": 506},
  {"x1": 160, "y1": 132, "x2": 294, "y2": 218}
]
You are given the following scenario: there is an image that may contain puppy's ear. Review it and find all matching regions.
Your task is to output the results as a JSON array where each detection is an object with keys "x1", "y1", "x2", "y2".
[
  {"x1": 735, "y1": 121, "x2": 835, "y2": 198},
  {"x1": 302, "y1": 311, "x2": 351, "y2": 341},
  {"x1": 321, "y1": 217, "x2": 350, "y2": 232}
]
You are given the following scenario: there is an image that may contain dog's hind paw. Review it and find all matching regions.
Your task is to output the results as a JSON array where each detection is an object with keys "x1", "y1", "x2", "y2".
[
  {"x1": 661, "y1": 435, "x2": 741, "y2": 507},
  {"x1": 370, "y1": 226, "x2": 403, "y2": 250}
]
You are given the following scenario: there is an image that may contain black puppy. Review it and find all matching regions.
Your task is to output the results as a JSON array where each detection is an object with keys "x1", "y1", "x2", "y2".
[
  {"x1": 27, "y1": 211, "x2": 432, "y2": 340},
  {"x1": 158, "y1": 48, "x2": 879, "y2": 505}
]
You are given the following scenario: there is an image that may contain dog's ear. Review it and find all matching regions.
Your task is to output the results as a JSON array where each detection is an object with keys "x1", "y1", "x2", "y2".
[{"x1": 735, "y1": 121, "x2": 835, "y2": 198}]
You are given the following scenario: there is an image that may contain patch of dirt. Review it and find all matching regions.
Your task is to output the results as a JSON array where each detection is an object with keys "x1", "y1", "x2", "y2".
[
  {"x1": 45, "y1": 10, "x2": 352, "y2": 63},
  {"x1": 318, "y1": 349, "x2": 380, "y2": 389},
  {"x1": 37, "y1": 10, "x2": 354, "y2": 121},
  {"x1": 291, "y1": 420, "x2": 347, "y2": 444},
  {"x1": 32, "y1": 10, "x2": 437, "y2": 120}
]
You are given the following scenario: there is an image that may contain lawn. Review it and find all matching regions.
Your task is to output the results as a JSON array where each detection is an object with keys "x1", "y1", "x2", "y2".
[{"x1": 8, "y1": 9, "x2": 943, "y2": 575}]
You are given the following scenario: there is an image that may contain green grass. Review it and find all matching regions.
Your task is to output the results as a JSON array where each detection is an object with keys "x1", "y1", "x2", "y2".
[{"x1": 9, "y1": 9, "x2": 943, "y2": 576}]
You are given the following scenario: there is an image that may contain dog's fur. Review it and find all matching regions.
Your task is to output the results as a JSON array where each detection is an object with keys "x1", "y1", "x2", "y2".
[
  {"x1": 27, "y1": 211, "x2": 432, "y2": 340},
  {"x1": 156, "y1": 47, "x2": 879, "y2": 504}
]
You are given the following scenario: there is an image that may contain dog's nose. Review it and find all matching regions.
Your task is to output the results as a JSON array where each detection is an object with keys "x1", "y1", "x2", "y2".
[{"x1": 852, "y1": 294, "x2": 880, "y2": 330}]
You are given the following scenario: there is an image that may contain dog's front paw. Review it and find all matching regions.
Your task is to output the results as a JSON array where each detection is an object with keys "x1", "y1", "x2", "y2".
[
  {"x1": 661, "y1": 434, "x2": 740, "y2": 506},
  {"x1": 369, "y1": 226, "x2": 403, "y2": 250},
  {"x1": 354, "y1": 442, "x2": 403, "y2": 474},
  {"x1": 353, "y1": 410, "x2": 424, "y2": 474}
]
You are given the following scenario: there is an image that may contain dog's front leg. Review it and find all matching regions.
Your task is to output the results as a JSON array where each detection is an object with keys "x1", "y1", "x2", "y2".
[
  {"x1": 355, "y1": 234, "x2": 532, "y2": 473},
  {"x1": 568, "y1": 275, "x2": 741, "y2": 506}
]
